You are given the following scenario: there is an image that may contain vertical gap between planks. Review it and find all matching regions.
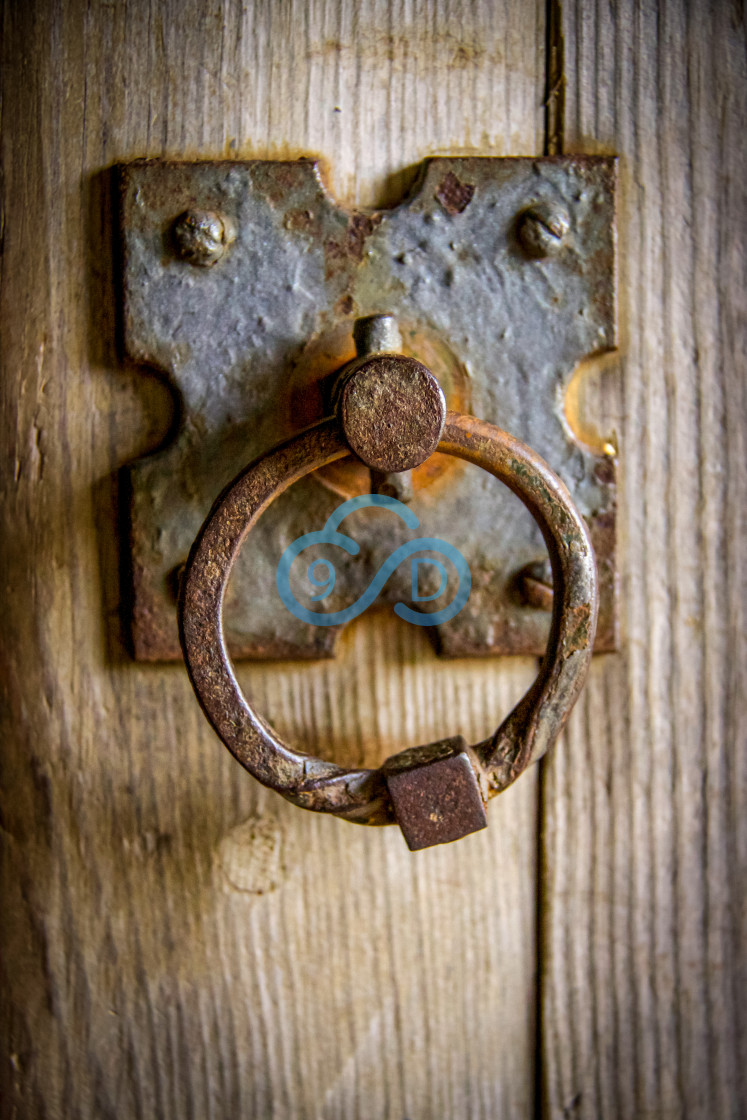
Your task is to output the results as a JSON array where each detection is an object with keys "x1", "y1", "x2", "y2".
[{"x1": 535, "y1": 2, "x2": 566, "y2": 1117}]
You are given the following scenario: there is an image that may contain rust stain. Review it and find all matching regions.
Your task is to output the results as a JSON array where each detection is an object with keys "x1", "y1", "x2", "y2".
[
  {"x1": 283, "y1": 208, "x2": 315, "y2": 231},
  {"x1": 334, "y1": 294, "x2": 355, "y2": 317},
  {"x1": 435, "y1": 171, "x2": 475, "y2": 215},
  {"x1": 324, "y1": 211, "x2": 383, "y2": 277},
  {"x1": 251, "y1": 159, "x2": 319, "y2": 206},
  {"x1": 306, "y1": 31, "x2": 499, "y2": 72}
]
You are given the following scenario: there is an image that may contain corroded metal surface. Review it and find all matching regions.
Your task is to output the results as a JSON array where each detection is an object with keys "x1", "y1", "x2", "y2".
[
  {"x1": 337, "y1": 354, "x2": 446, "y2": 472},
  {"x1": 178, "y1": 409, "x2": 598, "y2": 847},
  {"x1": 121, "y1": 156, "x2": 617, "y2": 660},
  {"x1": 384, "y1": 738, "x2": 488, "y2": 851}
]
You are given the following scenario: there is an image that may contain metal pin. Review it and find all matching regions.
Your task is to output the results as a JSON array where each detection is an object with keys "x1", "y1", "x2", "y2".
[{"x1": 353, "y1": 314, "x2": 403, "y2": 356}]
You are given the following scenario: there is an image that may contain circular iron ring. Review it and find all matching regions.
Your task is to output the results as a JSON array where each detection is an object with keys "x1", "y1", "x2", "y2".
[{"x1": 179, "y1": 413, "x2": 598, "y2": 826}]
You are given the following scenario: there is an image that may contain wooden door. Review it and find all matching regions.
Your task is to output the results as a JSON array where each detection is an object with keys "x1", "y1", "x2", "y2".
[{"x1": 1, "y1": 2, "x2": 744, "y2": 1117}]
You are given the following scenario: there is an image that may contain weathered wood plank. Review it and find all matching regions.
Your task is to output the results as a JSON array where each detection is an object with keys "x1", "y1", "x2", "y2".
[
  {"x1": 0, "y1": 2, "x2": 545, "y2": 1116},
  {"x1": 540, "y1": 2, "x2": 747, "y2": 1116}
]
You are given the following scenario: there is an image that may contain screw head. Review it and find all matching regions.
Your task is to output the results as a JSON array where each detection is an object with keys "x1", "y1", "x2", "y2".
[
  {"x1": 517, "y1": 202, "x2": 569, "y2": 259},
  {"x1": 172, "y1": 210, "x2": 235, "y2": 267}
]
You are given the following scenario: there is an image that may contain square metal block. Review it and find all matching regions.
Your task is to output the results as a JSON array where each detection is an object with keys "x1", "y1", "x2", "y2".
[{"x1": 384, "y1": 738, "x2": 488, "y2": 850}]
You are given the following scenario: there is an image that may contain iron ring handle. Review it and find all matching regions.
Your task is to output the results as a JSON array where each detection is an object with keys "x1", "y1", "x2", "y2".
[{"x1": 179, "y1": 406, "x2": 598, "y2": 847}]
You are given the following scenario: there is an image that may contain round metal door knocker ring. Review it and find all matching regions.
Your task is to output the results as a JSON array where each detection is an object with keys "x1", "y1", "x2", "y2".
[{"x1": 179, "y1": 350, "x2": 598, "y2": 850}]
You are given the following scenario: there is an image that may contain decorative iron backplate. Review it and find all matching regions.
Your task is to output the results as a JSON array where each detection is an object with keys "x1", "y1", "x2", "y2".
[{"x1": 120, "y1": 156, "x2": 617, "y2": 661}]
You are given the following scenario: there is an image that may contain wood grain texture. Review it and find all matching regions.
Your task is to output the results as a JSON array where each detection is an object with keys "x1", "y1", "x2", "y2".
[
  {"x1": 540, "y1": 1, "x2": 747, "y2": 1117},
  {"x1": 0, "y1": 2, "x2": 545, "y2": 1117}
]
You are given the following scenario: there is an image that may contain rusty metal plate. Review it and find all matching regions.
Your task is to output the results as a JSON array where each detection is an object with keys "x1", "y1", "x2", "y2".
[{"x1": 120, "y1": 156, "x2": 617, "y2": 661}]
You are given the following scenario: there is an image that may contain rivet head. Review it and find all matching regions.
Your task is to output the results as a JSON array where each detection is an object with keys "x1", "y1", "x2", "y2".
[
  {"x1": 517, "y1": 558, "x2": 554, "y2": 610},
  {"x1": 517, "y1": 202, "x2": 569, "y2": 258},
  {"x1": 172, "y1": 210, "x2": 235, "y2": 267}
]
